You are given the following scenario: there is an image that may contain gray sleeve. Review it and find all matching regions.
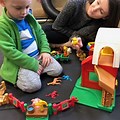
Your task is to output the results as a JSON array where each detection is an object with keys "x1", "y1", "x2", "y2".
[
  {"x1": 52, "y1": 0, "x2": 76, "y2": 37},
  {"x1": 71, "y1": 21, "x2": 102, "y2": 43}
]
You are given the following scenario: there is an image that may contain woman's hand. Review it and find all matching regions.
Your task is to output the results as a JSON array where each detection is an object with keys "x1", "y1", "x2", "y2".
[{"x1": 71, "y1": 37, "x2": 83, "y2": 51}]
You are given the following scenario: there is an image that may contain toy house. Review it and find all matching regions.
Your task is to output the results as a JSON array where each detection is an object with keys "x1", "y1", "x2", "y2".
[{"x1": 70, "y1": 28, "x2": 120, "y2": 112}]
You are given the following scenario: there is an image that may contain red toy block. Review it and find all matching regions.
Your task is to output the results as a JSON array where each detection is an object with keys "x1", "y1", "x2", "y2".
[
  {"x1": 8, "y1": 93, "x2": 26, "y2": 112},
  {"x1": 52, "y1": 96, "x2": 78, "y2": 115},
  {"x1": 81, "y1": 56, "x2": 101, "y2": 90}
]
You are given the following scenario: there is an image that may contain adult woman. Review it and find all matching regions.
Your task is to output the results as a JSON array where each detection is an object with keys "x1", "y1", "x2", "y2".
[{"x1": 42, "y1": 0, "x2": 120, "y2": 48}]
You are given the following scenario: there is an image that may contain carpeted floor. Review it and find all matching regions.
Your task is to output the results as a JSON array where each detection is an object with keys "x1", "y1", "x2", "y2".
[{"x1": 0, "y1": 50, "x2": 120, "y2": 120}]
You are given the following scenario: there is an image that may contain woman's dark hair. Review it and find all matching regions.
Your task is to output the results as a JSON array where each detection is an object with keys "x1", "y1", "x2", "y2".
[
  {"x1": 88, "y1": 0, "x2": 95, "y2": 4},
  {"x1": 103, "y1": 0, "x2": 120, "y2": 27},
  {"x1": 88, "y1": 0, "x2": 120, "y2": 27},
  {"x1": 104, "y1": 0, "x2": 120, "y2": 27}
]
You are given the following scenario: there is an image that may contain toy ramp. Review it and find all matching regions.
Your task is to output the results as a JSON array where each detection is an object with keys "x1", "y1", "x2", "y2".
[{"x1": 94, "y1": 65, "x2": 116, "y2": 95}]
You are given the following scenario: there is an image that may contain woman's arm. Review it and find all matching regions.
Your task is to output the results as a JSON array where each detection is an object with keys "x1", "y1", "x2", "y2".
[
  {"x1": 71, "y1": 20, "x2": 102, "y2": 43},
  {"x1": 52, "y1": 0, "x2": 76, "y2": 37}
]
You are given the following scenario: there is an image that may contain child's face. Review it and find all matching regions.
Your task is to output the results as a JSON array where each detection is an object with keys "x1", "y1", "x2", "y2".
[
  {"x1": 86, "y1": 0, "x2": 109, "y2": 19},
  {"x1": 3, "y1": 0, "x2": 32, "y2": 20}
]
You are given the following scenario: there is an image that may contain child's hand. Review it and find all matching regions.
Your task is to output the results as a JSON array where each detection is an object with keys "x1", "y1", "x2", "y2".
[
  {"x1": 38, "y1": 53, "x2": 52, "y2": 67},
  {"x1": 71, "y1": 37, "x2": 83, "y2": 51},
  {"x1": 37, "y1": 64, "x2": 44, "y2": 75}
]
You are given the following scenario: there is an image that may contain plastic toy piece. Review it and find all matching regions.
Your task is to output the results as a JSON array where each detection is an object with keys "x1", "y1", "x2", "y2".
[
  {"x1": 26, "y1": 105, "x2": 48, "y2": 118},
  {"x1": 26, "y1": 98, "x2": 48, "y2": 118},
  {"x1": 98, "y1": 47, "x2": 114, "y2": 66},
  {"x1": 0, "y1": 81, "x2": 9, "y2": 106},
  {"x1": 47, "y1": 78, "x2": 62, "y2": 85},
  {"x1": 51, "y1": 50, "x2": 59, "y2": 56},
  {"x1": 46, "y1": 91, "x2": 59, "y2": 99},
  {"x1": 71, "y1": 37, "x2": 86, "y2": 61},
  {"x1": 59, "y1": 75, "x2": 72, "y2": 81},
  {"x1": 81, "y1": 55, "x2": 101, "y2": 90},
  {"x1": 79, "y1": 47, "x2": 117, "y2": 107},
  {"x1": 94, "y1": 46, "x2": 118, "y2": 107},
  {"x1": 31, "y1": 98, "x2": 41, "y2": 106},
  {"x1": 0, "y1": 93, "x2": 9, "y2": 106},
  {"x1": 92, "y1": 28, "x2": 120, "y2": 68},
  {"x1": 71, "y1": 37, "x2": 79, "y2": 45},
  {"x1": 76, "y1": 49, "x2": 86, "y2": 61},
  {"x1": 8, "y1": 93, "x2": 26, "y2": 112},
  {"x1": 87, "y1": 42, "x2": 95, "y2": 50},
  {"x1": 101, "y1": 90, "x2": 113, "y2": 107},
  {"x1": 53, "y1": 53, "x2": 70, "y2": 62},
  {"x1": 94, "y1": 65, "x2": 116, "y2": 95},
  {"x1": 52, "y1": 96, "x2": 78, "y2": 115},
  {"x1": 70, "y1": 28, "x2": 120, "y2": 112},
  {"x1": 59, "y1": 54, "x2": 70, "y2": 62},
  {"x1": 0, "y1": 81, "x2": 6, "y2": 95},
  {"x1": 63, "y1": 46, "x2": 71, "y2": 57},
  {"x1": 87, "y1": 42, "x2": 94, "y2": 55},
  {"x1": 33, "y1": 100, "x2": 48, "y2": 112}
]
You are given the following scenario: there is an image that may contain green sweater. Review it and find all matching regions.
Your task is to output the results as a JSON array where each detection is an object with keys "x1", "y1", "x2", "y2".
[{"x1": 0, "y1": 8, "x2": 50, "y2": 84}]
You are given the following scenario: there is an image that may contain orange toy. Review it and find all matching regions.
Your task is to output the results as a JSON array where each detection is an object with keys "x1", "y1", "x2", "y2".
[
  {"x1": 0, "y1": 81, "x2": 6, "y2": 95},
  {"x1": 47, "y1": 78, "x2": 62, "y2": 85}
]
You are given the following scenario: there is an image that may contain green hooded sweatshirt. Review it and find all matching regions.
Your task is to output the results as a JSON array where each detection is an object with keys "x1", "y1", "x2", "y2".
[{"x1": 0, "y1": 8, "x2": 50, "y2": 84}]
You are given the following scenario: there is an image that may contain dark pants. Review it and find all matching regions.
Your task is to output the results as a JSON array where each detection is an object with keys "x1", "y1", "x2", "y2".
[{"x1": 42, "y1": 24, "x2": 69, "y2": 44}]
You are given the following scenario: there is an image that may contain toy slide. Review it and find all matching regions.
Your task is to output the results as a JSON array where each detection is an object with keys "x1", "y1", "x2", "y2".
[{"x1": 94, "y1": 65, "x2": 116, "y2": 95}]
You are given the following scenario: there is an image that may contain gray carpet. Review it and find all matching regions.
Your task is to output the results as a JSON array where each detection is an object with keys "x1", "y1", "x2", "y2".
[{"x1": 0, "y1": 51, "x2": 120, "y2": 120}]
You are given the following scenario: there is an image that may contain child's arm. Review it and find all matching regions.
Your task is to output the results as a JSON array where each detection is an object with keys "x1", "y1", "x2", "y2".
[
  {"x1": 0, "y1": 26, "x2": 39, "y2": 72},
  {"x1": 35, "y1": 23, "x2": 51, "y2": 54},
  {"x1": 37, "y1": 53, "x2": 52, "y2": 75}
]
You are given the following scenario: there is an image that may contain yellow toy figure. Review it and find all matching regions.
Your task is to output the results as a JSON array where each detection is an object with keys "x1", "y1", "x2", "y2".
[
  {"x1": 0, "y1": 81, "x2": 6, "y2": 95},
  {"x1": 31, "y1": 98, "x2": 48, "y2": 112},
  {"x1": 63, "y1": 46, "x2": 72, "y2": 57},
  {"x1": 71, "y1": 37, "x2": 86, "y2": 61},
  {"x1": 71, "y1": 37, "x2": 79, "y2": 45},
  {"x1": 76, "y1": 49, "x2": 86, "y2": 61}
]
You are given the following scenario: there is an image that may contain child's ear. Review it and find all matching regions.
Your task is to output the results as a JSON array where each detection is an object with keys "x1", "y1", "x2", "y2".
[{"x1": 0, "y1": 1, "x2": 5, "y2": 7}]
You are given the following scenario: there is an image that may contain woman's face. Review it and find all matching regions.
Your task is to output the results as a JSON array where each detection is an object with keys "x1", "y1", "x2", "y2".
[{"x1": 86, "y1": 0, "x2": 109, "y2": 19}]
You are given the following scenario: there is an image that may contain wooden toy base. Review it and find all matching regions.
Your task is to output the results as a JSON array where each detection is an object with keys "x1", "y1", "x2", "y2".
[{"x1": 26, "y1": 107, "x2": 48, "y2": 117}]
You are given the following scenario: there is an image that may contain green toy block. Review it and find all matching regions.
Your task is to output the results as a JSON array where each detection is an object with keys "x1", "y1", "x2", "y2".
[
  {"x1": 26, "y1": 115, "x2": 49, "y2": 120},
  {"x1": 70, "y1": 73, "x2": 115, "y2": 112}
]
